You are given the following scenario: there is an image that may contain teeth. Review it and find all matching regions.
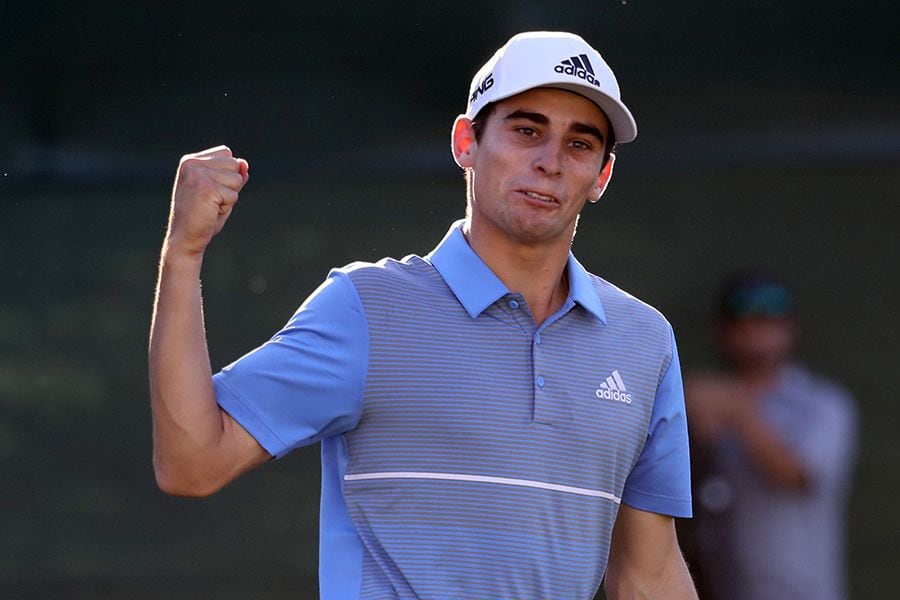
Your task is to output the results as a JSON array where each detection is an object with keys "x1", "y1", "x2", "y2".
[{"x1": 525, "y1": 191, "x2": 554, "y2": 202}]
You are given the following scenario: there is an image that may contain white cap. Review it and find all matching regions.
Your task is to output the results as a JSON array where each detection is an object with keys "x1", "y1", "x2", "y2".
[{"x1": 465, "y1": 31, "x2": 637, "y2": 143}]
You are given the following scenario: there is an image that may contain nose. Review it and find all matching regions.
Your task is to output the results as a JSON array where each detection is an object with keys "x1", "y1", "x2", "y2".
[{"x1": 532, "y1": 141, "x2": 563, "y2": 177}]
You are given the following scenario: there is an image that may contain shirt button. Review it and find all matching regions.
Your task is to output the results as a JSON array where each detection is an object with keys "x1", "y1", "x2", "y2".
[
  {"x1": 536, "y1": 375, "x2": 545, "y2": 388},
  {"x1": 535, "y1": 333, "x2": 542, "y2": 345},
  {"x1": 508, "y1": 300, "x2": 519, "y2": 309}
]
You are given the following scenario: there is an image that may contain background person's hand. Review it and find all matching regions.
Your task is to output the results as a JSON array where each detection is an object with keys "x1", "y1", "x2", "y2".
[{"x1": 684, "y1": 373, "x2": 752, "y2": 443}]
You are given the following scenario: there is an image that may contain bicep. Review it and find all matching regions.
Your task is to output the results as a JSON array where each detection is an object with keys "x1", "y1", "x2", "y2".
[
  {"x1": 220, "y1": 408, "x2": 273, "y2": 478},
  {"x1": 154, "y1": 406, "x2": 272, "y2": 497},
  {"x1": 608, "y1": 504, "x2": 679, "y2": 571}
]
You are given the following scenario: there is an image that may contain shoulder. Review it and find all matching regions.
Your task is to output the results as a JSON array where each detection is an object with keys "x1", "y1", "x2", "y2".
[
  {"x1": 783, "y1": 364, "x2": 858, "y2": 423},
  {"x1": 788, "y1": 364, "x2": 854, "y2": 401},
  {"x1": 588, "y1": 273, "x2": 675, "y2": 338},
  {"x1": 332, "y1": 254, "x2": 450, "y2": 306},
  {"x1": 335, "y1": 254, "x2": 435, "y2": 287}
]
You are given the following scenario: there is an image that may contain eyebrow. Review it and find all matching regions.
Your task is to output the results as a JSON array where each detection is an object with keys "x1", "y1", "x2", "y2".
[{"x1": 503, "y1": 109, "x2": 606, "y2": 143}]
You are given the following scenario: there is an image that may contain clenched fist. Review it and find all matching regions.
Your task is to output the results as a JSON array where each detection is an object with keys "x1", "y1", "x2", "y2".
[{"x1": 165, "y1": 145, "x2": 250, "y2": 257}]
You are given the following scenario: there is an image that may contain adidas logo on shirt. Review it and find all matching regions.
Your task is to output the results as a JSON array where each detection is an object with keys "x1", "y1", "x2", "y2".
[
  {"x1": 595, "y1": 370, "x2": 633, "y2": 404},
  {"x1": 554, "y1": 54, "x2": 603, "y2": 89}
]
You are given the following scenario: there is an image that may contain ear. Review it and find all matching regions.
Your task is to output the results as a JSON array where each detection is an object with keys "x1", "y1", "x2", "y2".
[
  {"x1": 588, "y1": 153, "x2": 615, "y2": 203},
  {"x1": 451, "y1": 115, "x2": 477, "y2": 169}
]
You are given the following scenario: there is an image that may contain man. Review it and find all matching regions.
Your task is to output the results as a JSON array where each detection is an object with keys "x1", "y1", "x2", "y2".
[
  {"x1": 686, "y1": 273, "x2": 857, "y2": 600},
  {"x1": 150, "y1": 31, "x2": 697, "y2": 599}
]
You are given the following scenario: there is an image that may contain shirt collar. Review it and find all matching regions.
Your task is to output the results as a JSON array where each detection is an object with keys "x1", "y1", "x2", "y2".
[
  {"x1": 426, "y1": 221, "x2": 607, "y2": 324},
  {"x1": 426, "y1": 221, "x2": 509, "y2": 318},
  {"x1": 566, "y1": 253, "x2": 607, "y2": 324}
]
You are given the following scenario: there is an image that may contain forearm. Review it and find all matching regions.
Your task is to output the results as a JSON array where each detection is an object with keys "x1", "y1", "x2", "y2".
[
  {"x1": 735, "y1": 404, "x2": 809, "y2": 490},
  {"x1": 149, "y1": 243, "x2": 228, "y2": 495},
  {"x1": 148, "y1": 146, "x2": 267, "y2": 496},
  {"x1": 604, "y1": 506, "x2": 698, "y2": 600},
  {"x1": 604, "y1": 549, "x2": 697, "y2": 600}
]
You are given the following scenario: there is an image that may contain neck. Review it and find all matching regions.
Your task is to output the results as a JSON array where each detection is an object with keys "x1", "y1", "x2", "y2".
[
  {"x1": 463, "y1": 220, "x2": 572, "y2": 326},
  {"x1": 734, "y1": 362, "x2": 784, "y2": 391}
]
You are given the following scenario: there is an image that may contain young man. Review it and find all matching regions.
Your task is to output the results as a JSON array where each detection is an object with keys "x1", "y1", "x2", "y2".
[
  {"x1": 150, "y1": 32, "x2": 697, "y2": 599},
  {"x1": 686, "y1": 273, "x2": 857, "y2": 600}
]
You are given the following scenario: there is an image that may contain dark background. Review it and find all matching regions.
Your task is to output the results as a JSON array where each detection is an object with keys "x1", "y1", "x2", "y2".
[{"x1": 2, "y1": 1, "x2": 898, "y2": 597}]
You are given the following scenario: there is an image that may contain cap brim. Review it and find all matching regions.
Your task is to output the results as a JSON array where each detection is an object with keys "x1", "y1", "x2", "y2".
[
  {"x1": 547, "y1": 82, "x2": 637, "y2": 144},
  {"x1": 467, "y1": 81, "x2": 637, "y2": 144}
]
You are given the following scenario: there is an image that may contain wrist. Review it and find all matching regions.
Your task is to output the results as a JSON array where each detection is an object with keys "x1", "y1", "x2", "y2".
[
  {"x1": 162, "y1": 233, "x2": 206, "y2": 262},
  {"x1": 159, "y1": 237, "x2": 206, "y2": 277},
  {"x1": 732, "y1": 399, "x2": 761, "y2": 434}
]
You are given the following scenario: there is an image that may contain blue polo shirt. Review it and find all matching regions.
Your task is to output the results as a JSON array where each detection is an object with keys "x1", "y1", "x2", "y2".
[{"x1": 214, "y1": 221, "x2": 692, "y2": 599}]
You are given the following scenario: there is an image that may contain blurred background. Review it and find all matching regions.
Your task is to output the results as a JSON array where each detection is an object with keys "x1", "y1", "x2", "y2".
[{"x1": 1, "y1": 1, "x2": 898, "y2": 597}]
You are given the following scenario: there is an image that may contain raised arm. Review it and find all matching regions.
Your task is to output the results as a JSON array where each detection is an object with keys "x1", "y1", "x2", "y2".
[
  {"x1": 604, "y1": 504, "x2": 697, "y2": 600},
  {"x1": 149, "y1": 145, "x2": 270, "y2": 497},
  {"x1": 685, "y1": 374, "x2": 810, "y2": 490}
]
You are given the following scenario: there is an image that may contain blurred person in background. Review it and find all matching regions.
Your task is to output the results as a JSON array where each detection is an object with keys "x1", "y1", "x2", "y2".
[{"x1": 686, "y1": 272, "x2": 857, "y2": 600}]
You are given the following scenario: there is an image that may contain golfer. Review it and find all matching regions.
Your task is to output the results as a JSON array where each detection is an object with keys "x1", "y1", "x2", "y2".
[{"x1": 150, "y1": 31, "x2": 697, "y2": 599}]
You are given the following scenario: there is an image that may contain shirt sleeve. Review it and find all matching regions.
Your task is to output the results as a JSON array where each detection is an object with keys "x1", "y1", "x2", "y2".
[
  {"x1": 213, "y1": 270, "x2": 368, "y2": 459},
  {"x1": 620, "y1": 327, "x2": 693, "y2": 517},
  {"x1": 787, "y1": 383, "x2": 858, "y2": 494}
]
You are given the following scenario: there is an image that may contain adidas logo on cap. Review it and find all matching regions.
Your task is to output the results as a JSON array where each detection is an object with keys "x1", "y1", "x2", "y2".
[{"x1": 555, "y1": 54, "x2": 602, "y2": 89}]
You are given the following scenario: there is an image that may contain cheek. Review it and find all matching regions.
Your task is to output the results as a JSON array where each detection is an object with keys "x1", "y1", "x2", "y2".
[
  {"x1": 570, "y1": 158, "x2": 604, "y2": 188},
  {"x1": 473, "y1": 150, "x2": 517, "y2": 188},
  {"x1": 570, "y1": 172, "x2": 601, "y2": 202}
]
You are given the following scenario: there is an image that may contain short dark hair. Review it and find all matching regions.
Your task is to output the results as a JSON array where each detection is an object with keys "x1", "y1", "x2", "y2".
[
  {"x1": 470, "y1": 101, "x2": 617, "y2": 168},
  {"x1": 716, "y1": 271, "x2": 796, "y2": 321}
]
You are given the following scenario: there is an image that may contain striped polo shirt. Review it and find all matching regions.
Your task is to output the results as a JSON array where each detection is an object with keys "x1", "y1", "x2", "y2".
[{"x1": 214, "y1": 221, "x2": 692, "y2": 599}]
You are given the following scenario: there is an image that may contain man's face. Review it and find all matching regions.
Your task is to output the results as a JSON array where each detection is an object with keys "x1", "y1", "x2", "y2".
[
  {"x1": 719, "y1": 316, "x2": 797, "y2": 373},
  {"x1": 460, "y1": 87, "x2": 611, "y2": 247}
]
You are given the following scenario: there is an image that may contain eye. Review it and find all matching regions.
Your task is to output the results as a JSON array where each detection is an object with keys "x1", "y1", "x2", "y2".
[
  {"x1": 570, "y1": 139, "x2": 592, "y2": 150},
  {"x1": 516, "y1": 126, "x2": 538, "y2": 137}
]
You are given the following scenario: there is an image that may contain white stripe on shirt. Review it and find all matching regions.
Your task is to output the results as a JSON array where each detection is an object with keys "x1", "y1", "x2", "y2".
[{"x1": 345, "y1": 471, "x2": 621, "y2": 503}]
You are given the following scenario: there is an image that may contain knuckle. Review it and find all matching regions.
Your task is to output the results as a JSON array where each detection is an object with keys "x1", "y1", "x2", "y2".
[
  {"x1": 180, "y1": 151, "x2": 204, "y2": 166},
  {"x1": 178, "y1": 165, "x2": 199, "y2": 185},
  {"x1": 179, "y1": 161, "x2": 213, "y2": 186},
  {"x1": 179, "y1": 158, "x2": 200, "y2": 175}
]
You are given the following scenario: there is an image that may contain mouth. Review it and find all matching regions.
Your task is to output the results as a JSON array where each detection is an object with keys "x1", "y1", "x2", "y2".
[{"x1": 519, "y1": 190, "x2": 558, "y2": 205}]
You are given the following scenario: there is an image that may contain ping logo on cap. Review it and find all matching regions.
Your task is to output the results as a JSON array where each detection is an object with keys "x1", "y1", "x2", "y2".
[{"x1": 470, "y1": 72, "x2": 495, "y2": 104}]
